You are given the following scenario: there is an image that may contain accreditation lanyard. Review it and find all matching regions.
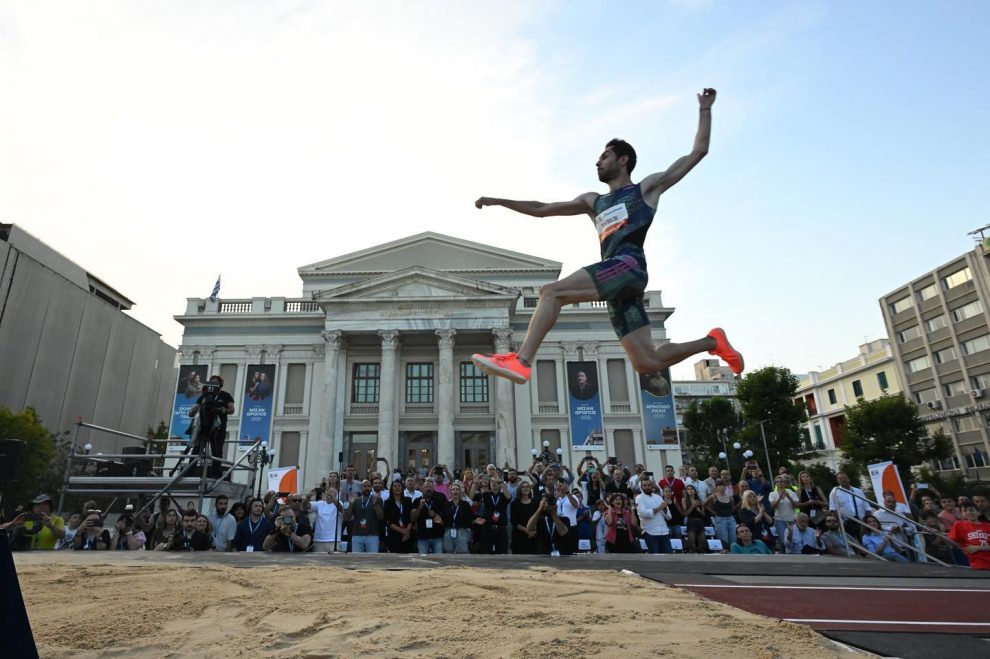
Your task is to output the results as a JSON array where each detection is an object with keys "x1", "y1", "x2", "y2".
[
  {"x1": 544, "y1": 517, "x2": 557, "y2": 554},
  {"x1": 451, "y1": 503, "x2": 460, "y2": 526},
  {"x1": 248, "y1": 518, "x2": 262, "y2": 537}
]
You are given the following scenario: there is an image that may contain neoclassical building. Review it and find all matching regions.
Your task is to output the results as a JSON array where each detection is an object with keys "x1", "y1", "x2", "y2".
[{"x1": 175, "y1": 233, "x2": 681, "y2": 486}]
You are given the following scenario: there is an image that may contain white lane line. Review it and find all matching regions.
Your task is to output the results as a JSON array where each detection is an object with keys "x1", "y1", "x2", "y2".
[
  {"x1": 674, "y1": 584, "x2": 989, "y2": 593},
  {"x1": 785, "y1": 619, "x2": 990, "y2": 627}
]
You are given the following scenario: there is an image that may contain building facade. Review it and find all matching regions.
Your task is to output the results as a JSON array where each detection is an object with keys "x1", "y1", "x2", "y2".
[
  {"x1": 795, "y1": 339, "x2": 902, "y2": 470},
  {"x1": 175, "y1": 233, "x2": 685, "y2": 486},
  {"x1": 0, "y1": 224, "x2": 177, "y2": 449},
  {"x1": 673, "y1": 360, "x2": 739, "y2": 459},
  {"x1": 880, "y1": 241, "x2": 990, "y2": 479}
]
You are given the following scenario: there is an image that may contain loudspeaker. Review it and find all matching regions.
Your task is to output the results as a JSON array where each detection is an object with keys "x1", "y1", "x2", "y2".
[{"x1": 0, "y1": 440, "x2": 27, "y2": 481}]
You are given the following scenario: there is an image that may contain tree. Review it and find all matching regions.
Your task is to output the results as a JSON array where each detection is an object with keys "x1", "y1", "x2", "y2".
[
  {"x1": 841, "y1": 393, "x2": 952, "y2": 488},
  {"x1": 682, "y1": 397, "x2": 742, "y2": 473},
  {"x1": 735, "y1": 366, "x2": 807, "y2": 472},
  {"x1": 0, "y1": 407, "x2": 70, "y2": 516}
]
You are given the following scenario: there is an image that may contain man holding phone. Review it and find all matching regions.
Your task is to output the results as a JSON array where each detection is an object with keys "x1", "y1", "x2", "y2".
[{"x1": 0, "y1": 493, "x2": 65, "y2": 550}]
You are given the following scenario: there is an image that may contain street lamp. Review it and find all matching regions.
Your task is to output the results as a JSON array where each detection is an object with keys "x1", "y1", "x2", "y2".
[
  {"x1": 753, "y1": 419, "x2": 774, "y2": 476},
  {"x1": 247, "y1": 440, "x2": 274, "y2": 499}
]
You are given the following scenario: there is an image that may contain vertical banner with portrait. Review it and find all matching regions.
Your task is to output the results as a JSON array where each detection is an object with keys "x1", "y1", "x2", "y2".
[
  {"x1": 239, "y1": 364, "x2": 277, "y2": 451},
  {"x1": 640, "y1": 369, "x2": 678, "y2": 449},
  {"x1": 566, "y1": 361, "x2": 605, "y2": 449},
  {"x1": 168, "y1": 365, "x2": 209, "y2": 444}
]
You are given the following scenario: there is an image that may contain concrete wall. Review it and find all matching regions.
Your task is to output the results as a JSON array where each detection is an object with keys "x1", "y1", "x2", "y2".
[{"x1": 0, "y1": 228, "x2": 177, "y2": 452}]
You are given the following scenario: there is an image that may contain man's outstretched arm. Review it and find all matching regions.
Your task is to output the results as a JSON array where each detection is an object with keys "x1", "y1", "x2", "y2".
[
  {"x1": 641, "y1": 88, "x2": 716, "y2": 205},
  {"x1": 475, "y1": 193, "x2": 596, "y2": 218}
]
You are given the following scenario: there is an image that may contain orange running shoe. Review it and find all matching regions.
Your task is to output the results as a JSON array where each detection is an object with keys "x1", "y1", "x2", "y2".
[
  {"x1": 707, "y1": 327, "x2": 745, "y2": 375},
  {"x1": 471, "y1": 352, "x2": 531, "y2": 384}
]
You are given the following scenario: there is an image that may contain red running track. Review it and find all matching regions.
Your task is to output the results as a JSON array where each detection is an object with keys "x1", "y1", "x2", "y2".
[{"x1": 675, "y1": 584, "x2": 990, "y2": 634}]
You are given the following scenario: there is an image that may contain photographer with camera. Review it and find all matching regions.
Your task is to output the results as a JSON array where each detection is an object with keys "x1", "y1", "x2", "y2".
[
  {"x1": 527, "y1": 491, "x2": 569, "y2": 556},
  {"x1": 0, "y1": 493, "x2": 65, "y2": 551},
  {"x1": 112, "y1": 506, "x2": 147, "y2": 550},
  {"x1": 72, "y1": 512, "x2": 111, "y2": 550},
  {"x1": 187, "y1": 375, "x2": 235, "y2": 478},
  {"x1": 263, "y1": 507, "x2": 313, "y2": 552},
  {"x1": 159, "y1": 509, "x2": 212, "y2": 551}
]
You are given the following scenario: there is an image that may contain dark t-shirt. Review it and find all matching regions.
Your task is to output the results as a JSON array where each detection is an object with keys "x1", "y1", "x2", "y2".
[
  {"x1": 415, "y1": 493, "x2": 448, "y2": 539},
  {"x1": 476, "y1": 492, "x2": 510, "y2": 527},
  {"x1": 267, "y1": 517, "x2": 313, "y2": 552},
  {"x1": 194, "y1": 390, "x2": 235, "y2": 434},
  {"x1": 166, "y1": 530, "x2": 212, "y2": 551},
  {"x1": 233, "y1": 516, "x2": 274, "y2": 551}
]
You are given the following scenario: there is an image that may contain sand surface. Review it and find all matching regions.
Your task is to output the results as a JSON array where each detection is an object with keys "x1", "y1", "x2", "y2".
[{"x1": 15, "y1": 556, "x2": 851, "y2": 658}]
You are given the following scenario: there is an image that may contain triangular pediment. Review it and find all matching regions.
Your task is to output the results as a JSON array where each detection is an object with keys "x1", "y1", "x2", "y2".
[
  {"x1": 299, "y1": 232, "x2": 561, "y2": 278},
  {"x1": 314, "y1": 267, "x2": 519, "y2": 301}
]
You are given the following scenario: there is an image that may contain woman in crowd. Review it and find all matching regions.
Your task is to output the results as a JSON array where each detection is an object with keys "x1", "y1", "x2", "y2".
[
  {"x1": 795, "y1": 471, "x2": 828, "y2": 528},
  {"x1": 510, "y1": 480, "x2": 539, "y2": 554},
  {"x1": 444, "y1": 482, "x2": 473, "y2": 554},
  {"x1": 860, "y1": 514, "x2": 910, "y2": 562},
  {"x1": 768, "y1": 475, "x2": 798, "y2": 553},
  {"x1": 730, "y1": 524, "x2": 771, "y2": 555},
  {"x1": 705, "y1": 482, "x2": 735, "y2": 553},
  {"x1": 383, "y1": 480, "x2": 414, "y2": 553},
  {"x1": 663, "y1": 485, "x2": 684, "y2": 540},
  {"x1": 195, "y1": 514, "x2": 214, "y2": 548},
  {"x1": 461, "y1": 470, "x2": 476, "y2": 498},
  {"x1": 112, "y1": 515, "x2": 147, "y2": 550},
  {"x1": 73, "y1": 512, "x2": 111, "y2": 550},
  {"x1": 584, "y1": 467, "x2": 607, "y2": 509},
  {"x1": 739, "y1": 490, "x2": 774, "y2": 552},
  {"x1": 682, "y1": 484, "x2": 707, "y2": 554},
  {"x1": 603, "y1": 494, "x2": 637, "y2": 553},
  {"x1": 229, "y1": 502, "x2": 247, "y2": 525},
  {"x1": 152, "y1": 509, "x2": 180, "y2": 549}
]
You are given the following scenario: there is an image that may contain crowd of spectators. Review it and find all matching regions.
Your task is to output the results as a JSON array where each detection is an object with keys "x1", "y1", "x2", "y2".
[{"x1": 2, "y1": 457, "x2": 988, "y2": 569}]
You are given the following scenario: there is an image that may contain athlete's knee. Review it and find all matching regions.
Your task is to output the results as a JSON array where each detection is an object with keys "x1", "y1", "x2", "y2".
[
  {"x1": 538, "y1": 282, "x2": 566, "y2": 303},
  {"x1": 629, "y1": 353, "x2": 662, "y2": 374}
]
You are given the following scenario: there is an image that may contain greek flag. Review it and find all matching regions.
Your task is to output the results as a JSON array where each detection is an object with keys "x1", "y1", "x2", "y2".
[{"x1": 209, "y1": 274, "x2": 221, "y2": 302}]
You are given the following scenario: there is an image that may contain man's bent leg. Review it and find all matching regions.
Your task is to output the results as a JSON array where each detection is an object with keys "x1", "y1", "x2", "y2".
[
  {"x1": 621, "y1": 326, "x2": 717, "y2": 374},
  {"x1": 517, "y1": 268, "x2": 600, "y2": 363}
]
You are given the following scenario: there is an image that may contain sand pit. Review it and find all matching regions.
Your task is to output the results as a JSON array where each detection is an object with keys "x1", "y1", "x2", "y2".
[{"x1": 14, "y1": 554, "x2": 851, "y2": 658}]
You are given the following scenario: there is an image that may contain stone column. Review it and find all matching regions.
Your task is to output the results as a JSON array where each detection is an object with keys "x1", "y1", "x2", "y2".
[
  {"x1": 318, "y1": 331, "x2": 345, "y2": 474},
  {"x1": 436, "y1": 329, "x2": 457, "y2": 468},
  {"x1": 377, "y1": 330, "x2": 400, "y2": 468},
  {"x1": 493, "y1": 327, "x2": 516, "y2": 467}
]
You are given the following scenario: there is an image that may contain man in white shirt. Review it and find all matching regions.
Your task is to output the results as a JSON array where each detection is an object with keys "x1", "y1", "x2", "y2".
[
  {"x1": 635, "y1": 478, "x2": 672, "y2": 553},
  {"x1": 555, "y1": 479, "x2": 580, "y2": 554},
  {"x1": 403, "y1": 476, "x2": 423, "y2": 503},
  {"x1": 828, "y1": 472, "x2": 872, "y2": 540},
  {"x1": 311, "y1": 488, "x2": 343, "y2": 553},
  {"x1": 627, "y1": 464, "x2": 645, "y2": 495},
  {"x1": 686, "y1": 466, "x2": 710, "y2": 500}
]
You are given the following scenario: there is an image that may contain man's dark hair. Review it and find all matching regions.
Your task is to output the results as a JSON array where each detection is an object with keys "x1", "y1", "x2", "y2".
[
  {"x1": 181, "y1": 509, "x2": 198, "y2": 519},
  {"x1": 209, "y1": 375, "x2": 224, "y2": 387},
  {"x1": 606, "y1": 138, "x2": 637, "y2": 174},
  {"x1": 216, "y1": 495, "x2": 228, "y2": 503},
  {"x1": 960, "y1": 502, "x2": 977, "y2": 512}
]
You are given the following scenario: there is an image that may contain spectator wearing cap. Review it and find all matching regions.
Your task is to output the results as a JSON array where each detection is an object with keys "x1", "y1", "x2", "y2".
[
  {"x1": 1, "y1": 493, "x2": 65, "y2": 550},
  {"x1": 730, "y1": 525, "x2": 771, "y2": 555},
  {"x1": 264, "y1": 507, "x2": 313, "y2": 552}
]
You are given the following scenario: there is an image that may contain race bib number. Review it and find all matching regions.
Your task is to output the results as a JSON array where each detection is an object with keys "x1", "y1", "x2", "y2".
[{"x1": 594, "y1": 203, "x2": 629, "y2": 242}]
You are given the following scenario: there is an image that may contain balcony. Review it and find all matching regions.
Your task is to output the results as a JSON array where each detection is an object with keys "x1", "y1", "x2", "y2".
[
  {"x1": 282, "y1": 404, "x2": 304, "y2": 415},
  {"x1": 404, "y1": 403, "x2": 435, "y2": 415},
  {"x1": 610, "y1": 402, "x2": 632, "y2": 414},
  {"x1": 459, "y1": 403, "x2": 491, "y2": 414},
  {"x1": 349, "y1": 403, "x2": 379, "y2": 415},
  {"x1": 537, "y1": 402, "x2": 560, "y2": 414}
]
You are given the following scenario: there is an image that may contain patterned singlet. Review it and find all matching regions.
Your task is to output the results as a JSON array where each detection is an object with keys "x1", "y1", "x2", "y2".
[{"x1": 592, "y1": 184, "x2": 656, "y2": 261}]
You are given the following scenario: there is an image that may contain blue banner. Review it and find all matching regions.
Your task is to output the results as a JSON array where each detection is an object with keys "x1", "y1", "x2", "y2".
[
  {"x1": 168, "y1": 364, "x2": 210, "y2": 441},
  {"x1": 239, "y1": 364, "x2": 277, "y2": 450},
  {"x1": 567, "y1": 361, "x2": 605, "y2": 449},
  {"x1": 640, "y1": 369, "x2": 678, "y2": 449}
]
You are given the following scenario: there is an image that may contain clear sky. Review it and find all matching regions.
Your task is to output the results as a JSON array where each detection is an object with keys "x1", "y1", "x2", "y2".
[{"x1": 2, "y1": 1, "x2": 988, "y2": 380}]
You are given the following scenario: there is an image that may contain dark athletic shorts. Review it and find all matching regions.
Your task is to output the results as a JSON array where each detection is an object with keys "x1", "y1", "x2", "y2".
[{"x1": 583, "y1": 253, "x2": 650, "y2": 339}]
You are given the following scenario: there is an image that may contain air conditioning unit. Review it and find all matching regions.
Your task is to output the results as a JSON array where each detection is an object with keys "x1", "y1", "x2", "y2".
[
  {"x1": 972, "y1": 389, "x2": 986, "y2": 399},
  {"x1": 927, "y1": 400, "x2": 943, "y2": 410}
]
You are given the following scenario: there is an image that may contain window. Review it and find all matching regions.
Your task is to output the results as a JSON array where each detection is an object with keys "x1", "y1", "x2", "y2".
[
  {"x1": 906, "y1": 355, "x2": 931, "y2": 373},
  {"x1": 284, "y1": 363, "x2": 306, "y2": 405},
  {"x1": 804, "y1": 393, "x2": 818, "y2": 416},
  {"x1": 953, "y1": 415, "x2": 979, "y2": 432},
  {"x1": 925, "y1": 315, "x2": 948, "y2": 333},
  {"x1": 962, "y1": 334, "x2": 990, "y2": 356},
  {"x1": 934, "y1": 346, "x2": 957, "y2": 364},
  {"x1": 877, "y1": 371, "x2": 889, "y2": 390},
  {"x1": 890, "y1": 296, "x2": 913, "y2": 314},
  {"x1": 536, "y1": 360, "x2": 559, "y2": 402},
  {"x1": 943, "y1": 267, "x2": 973, "y2": 290},
  {"x1": 914, "y1": 387, "x2": 937, "y2": 404},
  {"x1": 852, "y1": 380, "x2": 864, "y2": 397},
  {"x1": 951, "y1": 300, "x2": 984, "y2": 323},
  {"x1": 916, "y1": 283, "x2": 938, "y2": 301},
  {"x1": 459, "y1": 362, "x2": 489, "y2": 403},
  {"x1": 966, "y1": 449, "x2": 988, "y2": 468},
  {"x1": 352, "y1": 363, "x2": 381, "y2": 403},
  {"x1": 944, "y1": 380, "x2": 966, "y2": 397},
  {"x1": 897, "y1": 326, "x2": 921, "y2": 343},
  {"x1": 827, "y1": 389, "x2": 837, "y2": 404},
  {"x1": 523, "y1": 297, "x2": 538, "y2": 308},
  {"x1": 606, "y1": 359, "x2": 630, "y2": 402},
  {"x1": 937, "y1": 455, "x2": 960, "y2": 471},
  {"x1": 813, "y1": 425, "x2": 825, "y2": 450},
  {"x1": 973, "y1": 374, "x2": 990, "y2": 390},
  {"x1": 405, "y1": 363, "x2": 434, "y2": 403},
  {"x1": 278, "y1": 431, "x2": 300, "y2": 466}
]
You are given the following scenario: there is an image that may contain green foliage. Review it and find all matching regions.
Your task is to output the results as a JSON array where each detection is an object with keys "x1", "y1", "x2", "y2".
[
  {"x1": 146, "y1": 420, "x2": 169, "y2": 456},
  {"x1": 0, "y1": 407, "x2": 70, "y2": 515},
  {"x1": 793, "y1": 461, "x2": 862, "y2": 491},
  {"x1": 682, "y1": 397, "x2": 742, "y2": 470},
  {"x1": 914, "y1": 467, "x2": 990, "y2": 499},
  {"x1": 735, "y1": 366, "x2": 808, "y2": 470},
  {"x1": 840, "y1": 394, "x2": 952, "y2": 487}
]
